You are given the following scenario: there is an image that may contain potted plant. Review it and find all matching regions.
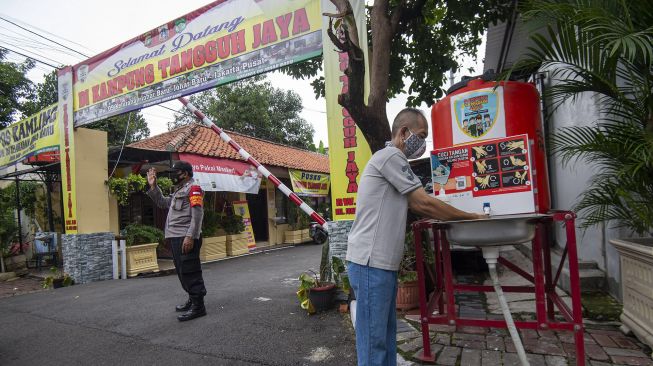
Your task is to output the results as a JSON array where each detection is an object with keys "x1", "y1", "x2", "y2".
[
  {"x1": 42, "y1": 266, "x2": 73, "y2": 289},
  {"x1": 299, "y1": 209, "x2": 311, "y2": 242},
  {"x1": 284, "y1": 205, "x2": 311, "y2": 244},
  {"x1": 331, "y1": 256, "x2": 351, "y2": 307},
  {"x1": 107, "y1": 173, "x2": 148, "y2": 206},
  {"x1": 200, "y1": 210, "x2": 227, "y2": 262},
  {"x1": 610, "y1": 238, "x2": 653, "y2": 345},
  {"x1": 396, "y1": 230, "x2": 429, "y2": 310},
  {"x1": 296, "y1": 270, "x2": 336, "y2": 314},
  {"x1": 222, "y1": 214, "x2": 247, "y2": 256},
  {"x1": 122, "y1": 223, "x2": 163, "y2": 277}
]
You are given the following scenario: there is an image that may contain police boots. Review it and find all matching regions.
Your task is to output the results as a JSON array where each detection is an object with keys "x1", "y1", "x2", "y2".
[
  {"x1": 175, "y1": 298, "x2": 192, "y2": 312},
  {"x1": 177, "y1": 297, "x2": 206, "y2": 321}
]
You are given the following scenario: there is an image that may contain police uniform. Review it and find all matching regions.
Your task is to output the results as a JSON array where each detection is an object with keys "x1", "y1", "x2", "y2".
[{"x1": 148, "y1": 177, "x2": 207, "y2": 320}]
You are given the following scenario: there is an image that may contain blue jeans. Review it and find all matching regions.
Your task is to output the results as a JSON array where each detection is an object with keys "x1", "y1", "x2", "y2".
[{"x1": 348, "y1": 261, "x2": 398, "y2": 366}]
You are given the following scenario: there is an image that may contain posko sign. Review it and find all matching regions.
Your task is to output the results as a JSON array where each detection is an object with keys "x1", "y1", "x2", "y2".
[
  {"x1": 71, "y1": 0, "x2": 322, "y2": 127},
  {"x1": 0, "y1": 104, "x2": 59, "y2": 170},
  {"x1": 289, "y1": 169, "x2": 330, "y2": 197}
]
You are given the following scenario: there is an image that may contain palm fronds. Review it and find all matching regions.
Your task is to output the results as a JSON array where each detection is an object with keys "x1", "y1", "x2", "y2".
[{"x1": 515, "y1": 0, "x2": 653, "y2": 235}]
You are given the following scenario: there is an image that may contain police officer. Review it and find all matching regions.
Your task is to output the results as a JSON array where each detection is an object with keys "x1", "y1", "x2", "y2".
[{"x1": 146, "y1": 161, "x2": 207, "y2": 321}]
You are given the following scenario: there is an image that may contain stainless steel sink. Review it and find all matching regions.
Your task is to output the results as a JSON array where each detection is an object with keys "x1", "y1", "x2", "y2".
[{"x1": 437, "y1": 213, "x2": 551, "y2": 247}]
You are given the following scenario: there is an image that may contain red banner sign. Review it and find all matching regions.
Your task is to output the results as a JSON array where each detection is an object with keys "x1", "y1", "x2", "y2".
[{"x1": 180, "y1": 153, "x2": 261, "y2": 193}]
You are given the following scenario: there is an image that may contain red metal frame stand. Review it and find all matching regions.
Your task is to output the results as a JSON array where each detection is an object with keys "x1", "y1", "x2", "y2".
[{"x1": 413, "y1": 212, "x2": 585, "y2": 365}]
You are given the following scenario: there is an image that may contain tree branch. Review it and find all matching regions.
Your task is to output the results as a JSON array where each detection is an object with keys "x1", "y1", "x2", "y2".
[
  {"x1": 326, "y1": 0, "x2": 395, "y2": 152},
  {"x1": 326, "y1": 1, "x2": 361, "y2": 52},
  {"x1": 390, "y1": 0, "x2": 428, "y2": 35},
  {"x1": 389, "y1": 0, "x2": 408, "y2": 34}
]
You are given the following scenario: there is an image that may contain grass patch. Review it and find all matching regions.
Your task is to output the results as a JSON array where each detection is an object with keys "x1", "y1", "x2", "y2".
[{"x1": 581, "y1": 292, "x2": 622, "y2": 321}]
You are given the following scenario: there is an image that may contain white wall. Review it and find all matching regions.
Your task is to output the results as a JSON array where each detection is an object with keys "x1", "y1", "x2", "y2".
[{"x1": 544, "y1": 76, "x2": 625, "y2": 298}]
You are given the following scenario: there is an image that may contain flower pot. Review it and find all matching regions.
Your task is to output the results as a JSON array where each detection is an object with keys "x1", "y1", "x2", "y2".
[
  {"x1": 284, "y1": 229, "x2": 304, "y2": 244},
  {"x1": 200, "y1": 236, "x2": 227, "y2": 262},
  {"x1": 301, "y1": 228, "x2": 311, "y2": 242},
  {"x1": 285, "y1": 229, "x2": 312, "y2": 244},
  {"x1": 226, "y1": 233, "x2": 248, "y2": 256},
  {"x1": 396, "y1": 281, "x2": 420, "y2": 310},
  {"x1": 610, "y1": 238, "x2": 653, "y2": 349},
  {"x1": 308, "y1": 283, "x2": 336, "y2": 313},
  {"x1": 125, "y1": 243, "x2": 159, "y2": 277},
  {"x1": 52, "y1": 278, "x2": 65, "y2": 289}
]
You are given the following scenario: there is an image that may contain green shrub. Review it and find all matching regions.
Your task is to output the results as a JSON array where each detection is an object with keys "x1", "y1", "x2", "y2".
[
  {"x1": 202, "y1": 210, "x2": 223, "y2": 237},
  {"x1": 42, "y1": 267, "x2": 73, "y2": 289},
  {"x1": 123, "y1": 224, "x2": 164, "y2": 246},
  {"x1": 108, "y1": 174, "x2": 147, "y2": 206},
  {"x1": 287, "y1": 204, "x2": 310, "y2": 230},
  {"x1": 157, "y1": 177, "x2": 174, "y2": 195},
  {"x1": 221, "y1": 214, "x2": 245, "y2": 235}
]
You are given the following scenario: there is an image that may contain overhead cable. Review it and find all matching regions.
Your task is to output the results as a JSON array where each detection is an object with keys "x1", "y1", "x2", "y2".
[
  {"x1": 0, "y1": 15, "x2": 90, "y2": 58},
  {"x1": 0, "y1": 46, "x2": 56, "y2": 68}
]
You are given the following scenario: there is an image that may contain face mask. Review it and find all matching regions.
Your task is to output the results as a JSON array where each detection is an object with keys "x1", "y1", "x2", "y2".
[
  {"x1": 173, "y1": 171, "x2": 185, "y2": 185},
  {"x1": 403, "y1": 129, "x2": 426, "y2": 159}
]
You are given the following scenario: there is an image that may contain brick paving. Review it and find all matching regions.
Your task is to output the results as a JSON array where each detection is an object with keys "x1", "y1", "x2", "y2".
[
  {"x1": 396, "y1": 317, "x2": 652, "y2": 365},
  {"x1": 394, "y1": 249, "x2": 653, "y2": 365}
]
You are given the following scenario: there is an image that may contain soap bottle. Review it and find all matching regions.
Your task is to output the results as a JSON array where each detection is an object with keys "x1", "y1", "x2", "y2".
[{"x1": 437, "y1": 187, "x2": 449, "y2": 202}]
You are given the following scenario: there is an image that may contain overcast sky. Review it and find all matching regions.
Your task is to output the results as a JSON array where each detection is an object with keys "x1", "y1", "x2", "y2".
[{"x1": 0, "y1": 0, "x2": 484, "y2": 150}]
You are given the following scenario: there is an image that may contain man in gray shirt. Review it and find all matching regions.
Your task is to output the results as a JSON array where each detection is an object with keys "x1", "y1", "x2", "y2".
[
  {"x1": 346, "y1": 108, "x2": 482, "y2": 366},
  {"x1": 147, "y1": 161, "x2": 207, "y2": 321}
]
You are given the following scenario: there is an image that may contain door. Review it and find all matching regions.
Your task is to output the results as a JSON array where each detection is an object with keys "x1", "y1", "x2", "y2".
[{"x1": 246, "y1": 189, "x2": 268, "y2": 242}]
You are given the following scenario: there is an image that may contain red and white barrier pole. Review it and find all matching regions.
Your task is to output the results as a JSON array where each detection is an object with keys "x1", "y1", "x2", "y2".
[{"x1": 178, "y1": 97, "x2": 327, "y2": 228}]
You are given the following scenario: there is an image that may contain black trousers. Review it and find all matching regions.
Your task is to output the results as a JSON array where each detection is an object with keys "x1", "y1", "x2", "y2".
[{"x1": 169, "y1": 237, "x2": 207, "y2": 300}]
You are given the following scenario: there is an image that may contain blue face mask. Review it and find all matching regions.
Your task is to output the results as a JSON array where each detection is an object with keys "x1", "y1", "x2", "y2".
[{"x1": 403, "y1": 129, "x2": 427, "y2": 159}]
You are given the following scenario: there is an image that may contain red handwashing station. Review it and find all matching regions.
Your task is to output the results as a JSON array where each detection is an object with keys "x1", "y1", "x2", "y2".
[
  {"x1": 430, "y1": 78, "x2": 549, "y2": 213},
  {"x1": 411, "y1": 78, "x2": 586, "y2": 365}
]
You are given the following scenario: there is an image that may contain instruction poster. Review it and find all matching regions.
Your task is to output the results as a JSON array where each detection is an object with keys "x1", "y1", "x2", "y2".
[
  {"x1": 431, "y1": 135, "x2": 535, "y2": 214},
  {"x1": 233, "y1": 200, "x2": 256, "y2": 250}
]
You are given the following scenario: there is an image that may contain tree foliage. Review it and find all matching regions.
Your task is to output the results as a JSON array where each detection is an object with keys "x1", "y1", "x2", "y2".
[
  {"x1": 512, "y1": 0, "x2": 653, "y2": 234},
  {"x1": 0, "y1": 186, "x2": 18, "y2": 252},
  {"x1": 85, "y1": 113, "x2": 150, "y2": 147},
  {"x1": 22, "y1": 69, "x2": 58, "y2": 116},
  {"x1": 172, "y1": 76, "x2": 315, "y2": 150},
  {"x1": 282, "y1": 0, "x2": 513, "y2": 152},
  {"x1": 0, "y1": 181, "x2": 41, "y2": 256},
  {"x1": 0, "y1": 50, "x2": 35, "y2": 129}
]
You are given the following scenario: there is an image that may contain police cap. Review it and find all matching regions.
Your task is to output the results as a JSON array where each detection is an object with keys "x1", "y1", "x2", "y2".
[{"x1": 171, "y1": 160, "x2": 193, "y2": 177}]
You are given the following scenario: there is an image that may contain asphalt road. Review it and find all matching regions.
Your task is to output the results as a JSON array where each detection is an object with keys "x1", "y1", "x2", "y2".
[{"x1": 0, "y1": 244, "x2": 356, "y2": 366}]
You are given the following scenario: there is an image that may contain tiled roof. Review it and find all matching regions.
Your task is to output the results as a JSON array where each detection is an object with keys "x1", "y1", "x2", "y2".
[{"x1": 129, "y1": 124, "x2": 329, "y2": 174}]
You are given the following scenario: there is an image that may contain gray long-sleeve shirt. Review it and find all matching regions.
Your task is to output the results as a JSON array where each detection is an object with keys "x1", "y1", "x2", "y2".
[{"x1": 147, "y1": 179, "x2": 204, "y2": 239}]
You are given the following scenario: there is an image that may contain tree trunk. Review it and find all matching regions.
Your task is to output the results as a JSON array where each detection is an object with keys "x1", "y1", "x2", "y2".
[
  {"x1": 327, "y1": 0, "x2": 429, "y2": 153},
  {"x1": 329, "y1": 0, "x2": 393, "y2": 153}
]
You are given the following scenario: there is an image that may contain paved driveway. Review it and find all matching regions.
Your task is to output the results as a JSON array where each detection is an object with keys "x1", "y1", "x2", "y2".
[{"x1": 0, "y1": 244, "x2": 356, "y2": 366}]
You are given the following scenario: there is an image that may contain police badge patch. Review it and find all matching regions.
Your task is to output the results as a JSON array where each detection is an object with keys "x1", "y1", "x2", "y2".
[{"x1": 189, "y1": 185, "x2": 203, "y2": 207}]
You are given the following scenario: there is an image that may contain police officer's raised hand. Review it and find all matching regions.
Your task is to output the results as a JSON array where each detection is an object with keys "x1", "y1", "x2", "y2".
[
  {"x1": 182, "y1": 236, "x2": 194, "y2": 254},
  {"x1": 147, "y1": 168, "x2": 157, "y2": 188}
]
